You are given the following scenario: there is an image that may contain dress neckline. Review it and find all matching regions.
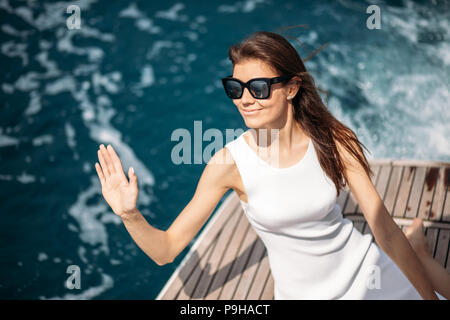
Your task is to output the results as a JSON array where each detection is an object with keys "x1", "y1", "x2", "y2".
[{"x1": 239, "y1": 131, "x2": 313, "y2": 171}]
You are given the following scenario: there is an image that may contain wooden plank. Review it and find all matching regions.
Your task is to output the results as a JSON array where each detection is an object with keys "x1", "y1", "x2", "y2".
[
  {"x1": 417, "y1": 167, "x2": 440, "y2": 221},
  {"x1": 233, "y1": 239, "x2": 267, "y2": 299},
  {"x1": 353, "y1": 221, "x2": 365, "y2": 234},
  {"x1": 425, "y1": 228, "x2": 440, "y2": 257},
  {"x1": 345, "y1": 214, "x2": 450, "y2": 230},
  {"x1": 219, "y1": 225, "x2": 258, "y2": 299},
  {"x1": 434, "y1": 229, "x2": 450, "y2": 267},
  {"x1": 204, "y1": 212, "x2": 250, "y2": 300},
  {"x1": 246, "y1": 251, "x2": 270, "y2": 299},
  {"x1": 392, "y1": 160, "x2": 450, "y2": 167},
  {"x1": 192, "y1": 205, "x2": 243, "y2": 299},
  {"x1": 393, "y1": 166, "x2": 414, "y2": 218},
  {"x1": 429, "y1": 167, "x2": 447, "y2": 221},
  {"x1": 375, "y1": 165, "x2": 392, "y2": 201},
  {"x1": 344, "y1": 192, "x2": 359, "y2": 215},
  {"x1": 157, "y1": 192, "x2": 240, "y2": 299},
  {"x1": 446, "y1": 248, "x2": 450, "y2": 273},
  {"x1": 337, "y1": 188, "x2": 349, "y2": 214},
  {"x1": 362, "y1": 222, "x2": 374, "y2": 238},
  {"x1": 368, "y1": 159, "x2": 392, "y2": 165},
  {"x1": 405, "y1": 166, "x2": 427, "y2": 219},
  {"x1": 442, "y1": 168, "x2": 450, "y2": 222},
  {"x1": 384, "y1": 166, "x2": 403, "y2": 216},
  {"x1": 177, "y1": 237, "x2": 218, "y2": 299},
  {"x1": 260, "y1": 273, "x2": 274, "y2": 300}
]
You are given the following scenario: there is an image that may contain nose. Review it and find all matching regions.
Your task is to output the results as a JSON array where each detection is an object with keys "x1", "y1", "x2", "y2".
[{"x1": 240, "y1": 86, "x2": 254, "y2": 103}]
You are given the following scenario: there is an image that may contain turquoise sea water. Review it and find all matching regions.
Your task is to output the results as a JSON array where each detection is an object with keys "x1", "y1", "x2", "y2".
[{"x1": 0, "y1": 0, "x2": 449, "y2": 299}]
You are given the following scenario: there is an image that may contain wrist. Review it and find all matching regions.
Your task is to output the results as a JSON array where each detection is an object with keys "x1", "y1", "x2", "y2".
[{"x1": 119, "y1": 207, "x2": 140, "y2": 221}]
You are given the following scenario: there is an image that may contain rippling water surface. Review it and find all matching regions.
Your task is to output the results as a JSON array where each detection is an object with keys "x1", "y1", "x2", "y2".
[{"x1": 0, "y1": 0, "x2": 448, "y2": 299}]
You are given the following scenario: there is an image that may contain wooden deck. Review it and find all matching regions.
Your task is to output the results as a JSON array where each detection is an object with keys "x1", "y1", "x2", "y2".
[{"x1": 156, "y1": 159, "x2": 450, "y2": 300}]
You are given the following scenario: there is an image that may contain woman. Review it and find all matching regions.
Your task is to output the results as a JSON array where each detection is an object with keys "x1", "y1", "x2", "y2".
[{"x1": 94, "y1": 31, "x2": 449, "y2": 300}]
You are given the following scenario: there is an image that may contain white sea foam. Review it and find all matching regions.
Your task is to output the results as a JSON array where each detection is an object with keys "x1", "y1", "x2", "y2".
[
  {"x1": 42, "y1": 273, "x2": 114, "y2": 300},
  {"x1": 68, "y1": 176, "x2": 110, "y2": 254},
  {"x1": 65, "y1": 122, "x2": 76, "y2": 148},
  {"x1": 118, "y1": 2, "x2": 142, "y2": 18},
  {"x1": 218, "y1": 0, "x2": 266, "y2": 13},
  {"x1": 24, "y1": 90, "x2": 42, "y2": 116},
  {"x1": 155, "y1": 3, "x2": 187, "y2": 22},
  {"x1": 0, "y1": 134, "x2": 19, "y2": 147},
  {"x1": 32, "y1": 134, "x2": 53, "y2": 146},
  {"x1": 14, "y1": 72, "x2": 39, "y2": 91},
  {"x1": 56, "y1": 25, "x2": 114, "y2": 63},
  {"x1": 16, "y1": 172, "x2": 36, "y2": 184},
  {"x1": 37, "y1": 252, "x2": 48, "y2": 262},
  {"x1": 45, "y1": 75, "x2": 77, "y2": 95},
  {"x1": 2, "y1": 83, "x2": 14, "y2": 94},
  {"x1": 1, "y1": 40, "x2": 28, "y2": 66},
  {"x1": 146, "y1": 40, "x2": 182, "y2": 60},
  {"x1": 135, "y1": 64, "x2": 155, "y2": 89},
  {"x1": 119, "y1": 2, "x2": 161, "y2": 34},
  {"x1": 92, "y1": 72, "x2": 121, "y2": 94},
  {"x1": 35, "y1": 51, "x2": 61, "y2": 78}
]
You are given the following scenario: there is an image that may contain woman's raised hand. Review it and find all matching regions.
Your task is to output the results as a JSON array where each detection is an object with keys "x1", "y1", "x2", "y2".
[{"x1": 95, "y1": 144, "x2": 138, "y2": 218}]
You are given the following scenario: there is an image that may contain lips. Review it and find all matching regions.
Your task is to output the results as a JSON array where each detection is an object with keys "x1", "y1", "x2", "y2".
[{"x1": 242, "y1": 108, "x2": 263, "y2": 116}]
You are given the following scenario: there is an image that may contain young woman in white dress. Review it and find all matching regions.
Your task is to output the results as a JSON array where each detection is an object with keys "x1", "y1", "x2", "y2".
[{"x1": 94, "y1": 31, "x2": 449, "y2": 300}]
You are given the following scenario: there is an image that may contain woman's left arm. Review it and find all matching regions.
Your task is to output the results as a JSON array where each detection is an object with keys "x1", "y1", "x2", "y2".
[{"x1": 335, "y1": 139, "x2": 438, "y2": 300}]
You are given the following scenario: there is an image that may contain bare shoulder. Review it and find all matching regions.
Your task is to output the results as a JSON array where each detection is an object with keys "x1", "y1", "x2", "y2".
[
  {"x1": 334, "y1": 133, "x2": 364, "y2": 171},
  {"x1": 333, "y1": 133, "x2": 373, "y2": 187},
  {"x1": 203, "y1": 146, "x2": 239, "y2": 190}
]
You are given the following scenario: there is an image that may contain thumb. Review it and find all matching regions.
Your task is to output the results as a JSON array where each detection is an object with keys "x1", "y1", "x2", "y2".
[{"x1": 128, "y1": 167, "x2": 138, "y2": 188}]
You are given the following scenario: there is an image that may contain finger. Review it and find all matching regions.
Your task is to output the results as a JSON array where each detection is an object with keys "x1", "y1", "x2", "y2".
[
  {"x1": 100, "y1": 144, "x2": 115, "y2": 174},
  {"x1": 128, "y1": 167, "x2": 138, "y2": 190},
  {"x1": 107, "y1": 144, "x2": 124, "y2": 173},
  {"x1": 95, "y1": 162, "x2": 105, "y2": 185},
  {"x1": 98, "y1": 149, "x2": 110, "y2": 177}
]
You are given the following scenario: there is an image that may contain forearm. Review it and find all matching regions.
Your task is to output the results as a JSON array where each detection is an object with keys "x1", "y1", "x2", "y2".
[
  {"x1": 121, "y1": 208, "x2": 172, "y2": 266},
  {"x1": 374, "y1": 221, "x2": 438, "y2": 300}
]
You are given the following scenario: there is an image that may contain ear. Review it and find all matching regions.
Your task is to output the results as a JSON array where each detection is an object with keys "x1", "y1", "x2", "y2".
[{"x1": 287, "y1": 76, "x2": 302, "y2": 98}]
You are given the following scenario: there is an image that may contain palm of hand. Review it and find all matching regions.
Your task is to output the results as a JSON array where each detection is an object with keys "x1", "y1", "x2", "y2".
[{"x1": 95, "y1": 144, "x2": 138, "y2": 217}]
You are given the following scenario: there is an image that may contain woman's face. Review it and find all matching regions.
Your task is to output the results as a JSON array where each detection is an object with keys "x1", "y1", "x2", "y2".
[{"x1": 232, "y1": 59, "x2": 293, "y2": 129}]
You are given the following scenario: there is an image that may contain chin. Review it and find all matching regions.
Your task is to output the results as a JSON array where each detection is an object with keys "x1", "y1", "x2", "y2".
[{"x1": 243, "y1": 117, "x2": 266, "y2": 129}]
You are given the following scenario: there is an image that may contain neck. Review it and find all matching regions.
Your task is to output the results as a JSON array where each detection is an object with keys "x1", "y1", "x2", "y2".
[{"x1": 252, "y1": 104, "x2": 307, "y2": 151}]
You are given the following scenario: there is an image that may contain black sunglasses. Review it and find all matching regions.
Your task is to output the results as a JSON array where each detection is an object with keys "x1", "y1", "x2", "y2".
[{"x1": 221, "y1": 74, "x2": 293, "y2": 99}]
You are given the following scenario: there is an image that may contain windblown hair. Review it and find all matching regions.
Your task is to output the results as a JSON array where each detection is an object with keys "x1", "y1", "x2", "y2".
[{"x1": 227, "y1": 29, "x2": 374, "y2": 197}]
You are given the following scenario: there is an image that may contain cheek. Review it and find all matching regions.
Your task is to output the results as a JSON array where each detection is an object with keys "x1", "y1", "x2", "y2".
[{"x1": 263, "y1": 95, "x2": 286, "y2": 114}]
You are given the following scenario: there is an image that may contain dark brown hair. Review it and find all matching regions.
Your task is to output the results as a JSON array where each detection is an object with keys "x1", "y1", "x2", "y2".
[{"x1": 227, "y1": 29, "x2": 374, "y2": 197}]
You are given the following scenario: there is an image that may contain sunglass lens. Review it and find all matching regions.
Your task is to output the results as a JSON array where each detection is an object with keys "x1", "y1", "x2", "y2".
[
  {"x1": 250, "y1": 80, "x2": 269, "y2": 98},
  {"x1": 224, "y1": 80, "x2": 242, "y2": 99}
]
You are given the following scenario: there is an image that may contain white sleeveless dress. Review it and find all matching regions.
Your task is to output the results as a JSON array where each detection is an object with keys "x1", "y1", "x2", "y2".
[{"x1": 224, "y1": 130, "x2": 446, "y2": 300}]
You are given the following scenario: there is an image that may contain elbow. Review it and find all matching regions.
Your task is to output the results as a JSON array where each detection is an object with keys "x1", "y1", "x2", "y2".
[
  {"x1": 155, "y1": 260, "x2": 166, "y2": 267},
  {"x1": 156, "y1": 256, "x2": 173, "y2": 266},
  {"x1": 155, "y1": 249, "x2": 174, "y2": 266},
  {"x1": 155, "y1": 231, "x2": 175, "y2": 266}
]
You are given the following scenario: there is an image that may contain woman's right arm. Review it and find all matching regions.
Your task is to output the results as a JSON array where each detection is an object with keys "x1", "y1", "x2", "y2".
[{"x1": 95, "y1": 144, "x2": 235, "y2": 266}]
